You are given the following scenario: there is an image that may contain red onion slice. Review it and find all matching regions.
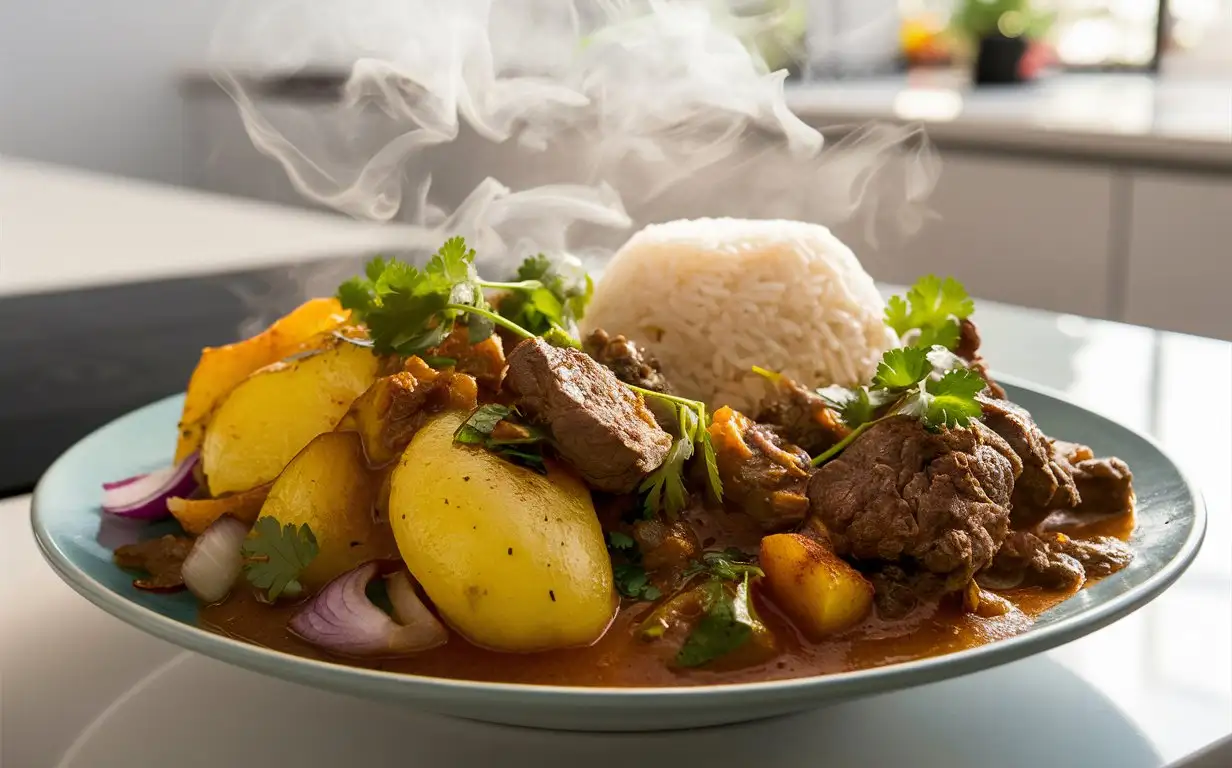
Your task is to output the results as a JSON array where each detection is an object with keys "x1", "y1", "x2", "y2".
[
  {"x1": 289, "y1": 563, "x2": 448, "y2": 658},
  {"x1": 102, "y1": 453, "x2": 200, "y2": 520},
  {"x1": 181, "y1": 515, "x2": 250, "y2": 604}
]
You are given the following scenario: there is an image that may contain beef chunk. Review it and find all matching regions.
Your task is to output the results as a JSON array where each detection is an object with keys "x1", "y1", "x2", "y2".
[
  {"x1": 505, "y1": 337, "x2": 672, "y2": 493},
  {"x1": 583, "y1": 329, "x2": 672, "y2": 393},
  {"x1": 980, "y1": 530, "x2": 1133, "y2": 590},
  {"x1": 1054, "y1": 441, "x2": 1136, "y2": 517},
  {"x1": 955, "y1": 319, "x2": 1007, "y2": 399},
  {"x1": 1053, "y1": 533, "x2": 1134, "y2": 578},
  {"x1": 708, "y1": 407, "x2": 811, "y2": 532},
  {"x1": 807, "y1": 417, "x2": 1021, "y2": 588},
  {"x1": 981, "y1": 397, "x2": 1081, "y2": 529},
  {"x1": 632, "y1": 519, "x2": 699, "y2": 572},
  {"x1": 867, "y1": 564, "x2": 946, "y2": 619},
  {"x1": 754, "y1": 377, "x2": 850, "y2": 456},
  {"x1": 979, "y1": 531, "x2": 1085, "y2": 590},
  {"x1": 114, "y1": 535, "x2": 194, "y2": 592}
]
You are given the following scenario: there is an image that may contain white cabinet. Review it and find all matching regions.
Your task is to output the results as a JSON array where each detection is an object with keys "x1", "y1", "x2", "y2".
[
  {"x1": 832, "y1": 154, "x2": 1116, "y2": 319},
  {"x1": 1125, "y1": 172, "x2": 1232, "y2": 340}
]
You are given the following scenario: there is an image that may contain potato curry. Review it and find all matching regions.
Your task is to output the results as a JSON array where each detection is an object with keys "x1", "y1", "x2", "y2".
[{"x1": 104, "y1": 238, "x2": 1136, "y2": 686}]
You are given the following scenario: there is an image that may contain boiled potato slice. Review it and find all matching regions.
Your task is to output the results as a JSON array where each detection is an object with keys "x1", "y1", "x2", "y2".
[
  {"x1": 389, "y1": 412, "x2": 616, "y2": 652},
  {"x1": 257, "y1": 431, "x2": 397, "y2": 589},
  {"x1": 760, "y1": 533, "x2": 873, "y2": 640},
  {"x1": 202, "y1": 339, "x2": 380, "y2": 495},
  {"x1": 175, "y1": 298, "x2": 350, "y2": 462}
]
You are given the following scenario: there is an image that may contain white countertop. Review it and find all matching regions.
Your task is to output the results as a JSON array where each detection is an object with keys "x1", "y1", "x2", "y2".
[
  {"x1": 0, "y1": 157, "x2": 420, "y2": 298},
  {"x1": 3, "y1": 301, "x2": 1230, "y2": 767},
  {"x1": 786, "y1": 72, "x2": 1232, "y2": 170}
]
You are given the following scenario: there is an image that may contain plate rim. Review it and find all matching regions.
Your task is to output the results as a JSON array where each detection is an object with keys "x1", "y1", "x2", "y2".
[{"x1": 30, "y1": 374, "x2": 1208, "y2": 706}]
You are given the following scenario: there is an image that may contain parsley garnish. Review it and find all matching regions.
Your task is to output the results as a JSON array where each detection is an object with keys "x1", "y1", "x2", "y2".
[
  {"x1": 885, "y1": 275, "x2": 974, "y2": 350},
  {"x1": 683, "y1": 548, "x2": 765, "y2": 583},
  {"x1": 494, "y1": 253, "x2": 595, "y2": 338},
  {"x1": 242, "y1": 517, "x2": 319, "y2": 601},
  {"x1": 454, "y1": 404, "x2": 549, "y2": 473},
  {"x1": 811, "y1": 346, "x2": 987, "y2": 466},
  {"x1": 675, "y1": 574, "x2": 764, "y2": 668},
  {"x1": 607, "y1": 530, "x2": 636, "y2": 550}
]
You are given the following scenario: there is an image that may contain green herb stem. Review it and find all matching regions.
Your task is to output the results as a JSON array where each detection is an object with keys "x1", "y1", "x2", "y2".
[
  {"x1": 811, "y1": 420, "x2": 878, "y2": 467},
  {"x1": 477, "y1": 279, "x2": 545, "y2": 292},
  {"x1": 445, "y1": 304, "x2": 535, "y2": 340}
]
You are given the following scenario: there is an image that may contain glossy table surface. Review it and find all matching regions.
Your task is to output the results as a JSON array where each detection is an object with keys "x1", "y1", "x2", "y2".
[{"x1": 2, "y1": 299, "x2": 1229, "y2": 767}]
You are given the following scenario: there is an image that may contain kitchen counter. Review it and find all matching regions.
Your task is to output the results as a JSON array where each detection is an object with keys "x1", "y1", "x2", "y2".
[
  {"x1": 786, "y1": 71, "x2": 1232, "y2": 172},
  {"x1": 4, "y1": 298, "x2": 1230, "y2": 767}
]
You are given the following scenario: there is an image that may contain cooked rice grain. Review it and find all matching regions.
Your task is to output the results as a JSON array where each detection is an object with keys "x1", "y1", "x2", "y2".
[{"x1": 581, "y1": 218, "x2": 896, "y2": 413}]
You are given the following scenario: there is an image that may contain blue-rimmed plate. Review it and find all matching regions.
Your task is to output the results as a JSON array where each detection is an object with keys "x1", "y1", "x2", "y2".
[{"x1": 30, "y1": 378, "x2": 1205, "y2": 732}]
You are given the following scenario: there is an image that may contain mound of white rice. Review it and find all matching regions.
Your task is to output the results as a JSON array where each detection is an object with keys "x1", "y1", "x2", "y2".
[{"x1": 581, "y1": 218, "x2": 896, "y2": 413}]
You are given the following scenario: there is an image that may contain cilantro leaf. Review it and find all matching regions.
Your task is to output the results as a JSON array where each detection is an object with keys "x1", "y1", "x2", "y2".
[
  {"x1": 607, "y1": 531, "x2": 635, "y2": 550},
  {"x1": 613, "y1": 562, "x2": 662, "y2": 601},
  {"x1": 817, "y1": 384, "x2": 894, "y2": 428},
  {"x1": 338, "y1": 238, "x2": 534, "y2": 357},
  {"x1": 242, "y1": 517, "x2": 319, "y2": 601},
  {"x1": 453, "y1": 404, "x2": 549, "y2": 472},
  {"x1": 493, "y1": 253, "x2": 594, "y2": 339},
  {"x1": 910, "y1": 368, "x2": 987, "y2": 430},
  {"x1": 884, "y1": 275, "x2": 973, "y2": 350},
  {"x1": 873, "y1": 346, "x2": 932, "y2": 390},
  {"x1": 700, "y1": 430, "x2": 723, "y2": 504},
  {"x1": 675, "y1": 576, "x2": 761, "y2": 668},
  {"x1": 683, "y1": 548, "x2": 764, "y2": 583},
  {"x1": 639, "y1": 416, "x2": 694, "y2": 519}
]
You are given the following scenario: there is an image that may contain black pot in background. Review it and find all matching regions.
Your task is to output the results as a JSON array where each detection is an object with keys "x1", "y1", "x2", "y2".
[{"x1": 974, "y1": 32, "x2": 1028, "y2": 85}]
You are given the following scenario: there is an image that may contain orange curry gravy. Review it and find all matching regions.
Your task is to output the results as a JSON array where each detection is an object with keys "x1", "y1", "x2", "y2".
[{"x1": 200, "y1": 506, "x2": 1134, "y2": 688}]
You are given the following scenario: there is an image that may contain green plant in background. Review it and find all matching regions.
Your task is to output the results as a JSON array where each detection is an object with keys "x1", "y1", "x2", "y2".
[{"x1": 951, "y1": 0, "x2": 1055, "y2": 41}]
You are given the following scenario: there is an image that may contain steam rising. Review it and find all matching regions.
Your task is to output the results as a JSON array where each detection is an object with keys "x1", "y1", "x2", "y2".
[{"x1": 209, "y1": 0, "x2": 938, "y2": 278}]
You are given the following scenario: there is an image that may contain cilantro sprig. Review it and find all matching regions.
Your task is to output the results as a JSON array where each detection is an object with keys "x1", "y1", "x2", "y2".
[
  {"x1": 885, "y1": 275, "x2": 974, "y2": 350},
  {"x1": 242, "y1": 517, "x2": 319, "y2": 602},
  {"x1": 675, "y1": 574, "x2": 763, "y2": 668},
  {"x1": 494, "y1": 253, "x2": 594, "y2": 338},
  {"x1": 454, "y1": 404, "x2": 549, "y2": 473},
  {"x1": 632, "y1": 394, "x2": 722, "y2": 519},
  {"x1": 606, "y1": 531, "x2": 661, "y2": 602}
]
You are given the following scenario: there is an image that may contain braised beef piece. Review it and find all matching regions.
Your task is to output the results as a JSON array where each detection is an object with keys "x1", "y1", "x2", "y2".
[
  {"x1": 583, "y1": 329, "x2": 672, "y2": 393},
  {"x1": 632, "y1": 519, "x2": 699, "y2": 572},
  {"x1": 867, "y1": 564, "x2": 946, "y2": 620},
  {"x1": 428, "y1": 325, "x2": 507, "y2": 389},
  {"x1": 708, "y1": 407, "x2": 811, "y2": 532},
  {"x1": 807, "y1": 416, "x2": 1021, "y2": 589},
  {"x1": 754, "y1": 377, "x2": 850, "y2": 456},
  {"x1": 955, "y1": 319, "x2": 1007, "y2": 399},
  {"x1": 979, "y1": 530, "x2": 1133, "y2": 590},
  {"x1": 980, "y1": 397, "x2": 1081, "y2": 529},
  {"x1": 1055, "y1": 441, "x2": 1136, "y2": 517},
  {"x1": 505, "y1": 337, "x2": 672, "y2": 493},
  {"x1": 114, "y1": 535, "x2": 194, "y2": 592}
]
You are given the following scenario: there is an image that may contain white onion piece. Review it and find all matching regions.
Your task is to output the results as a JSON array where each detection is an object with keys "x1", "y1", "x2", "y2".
[
  {"x1": 289, "y1": 563, "x2": 448, "y2": 658},
  {"x1": 102, "y1": 453, "x2": 199, "y2": 520},
  {"x1": 181, "y1": 516, "x2": 250, "y2": 604}
]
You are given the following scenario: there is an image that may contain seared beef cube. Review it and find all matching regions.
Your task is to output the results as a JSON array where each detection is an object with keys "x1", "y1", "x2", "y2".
[
  {"x1": 708, "y1": 407, "x2": 811, "y2": 532},
  {"x1": 979, "y1": 530, "x2": 1085, "y2": 591},
  {"x1": 754, "y1": 376, "x2": 850, "y2": 456},
  {"x1": 981, "y1": 396, "x2": 1080, "y2": 529},
  {"x1": 505, "y1": 338, "x2": 672, "y2": 493},
  {"x1": 955, "y1": 319, "x2": 1007, "y2": 399},
  {"x1": 1056, "y1": 441, "x2": 1136, "y2": 517},
  {"x1": 807, "y1": 417, "x2": 1021, "y2": 589},
  {"x1": 114, "y1": 535, "x2": 194, "y2": 592},
  {"x1": 583, "y1": 329, "x2": 672, "y2": 393},
  {"x1": 979, "y1": 530, "x2": 1132, "y2": 590}
]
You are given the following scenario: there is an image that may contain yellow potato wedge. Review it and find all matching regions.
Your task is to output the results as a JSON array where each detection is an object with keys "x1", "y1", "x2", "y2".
[
  {"x1": 257, "y1": 431, "x2": 397, "y2": 589},
  {"x1": 175, "y1": 298, "x2": 351, "y2": 462},
  {"x1": 389, "y1": 411, "x2": 616, "y2": 652},
  {"x1": 760, "y1": 532, "x2": 874, "y2": 640},
  {"x1": 167, "y1": 484, "x2": 271, "y2": 536},
  {"x1": 202, "y1": 339, "x2": 380, "y2": 495}
]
